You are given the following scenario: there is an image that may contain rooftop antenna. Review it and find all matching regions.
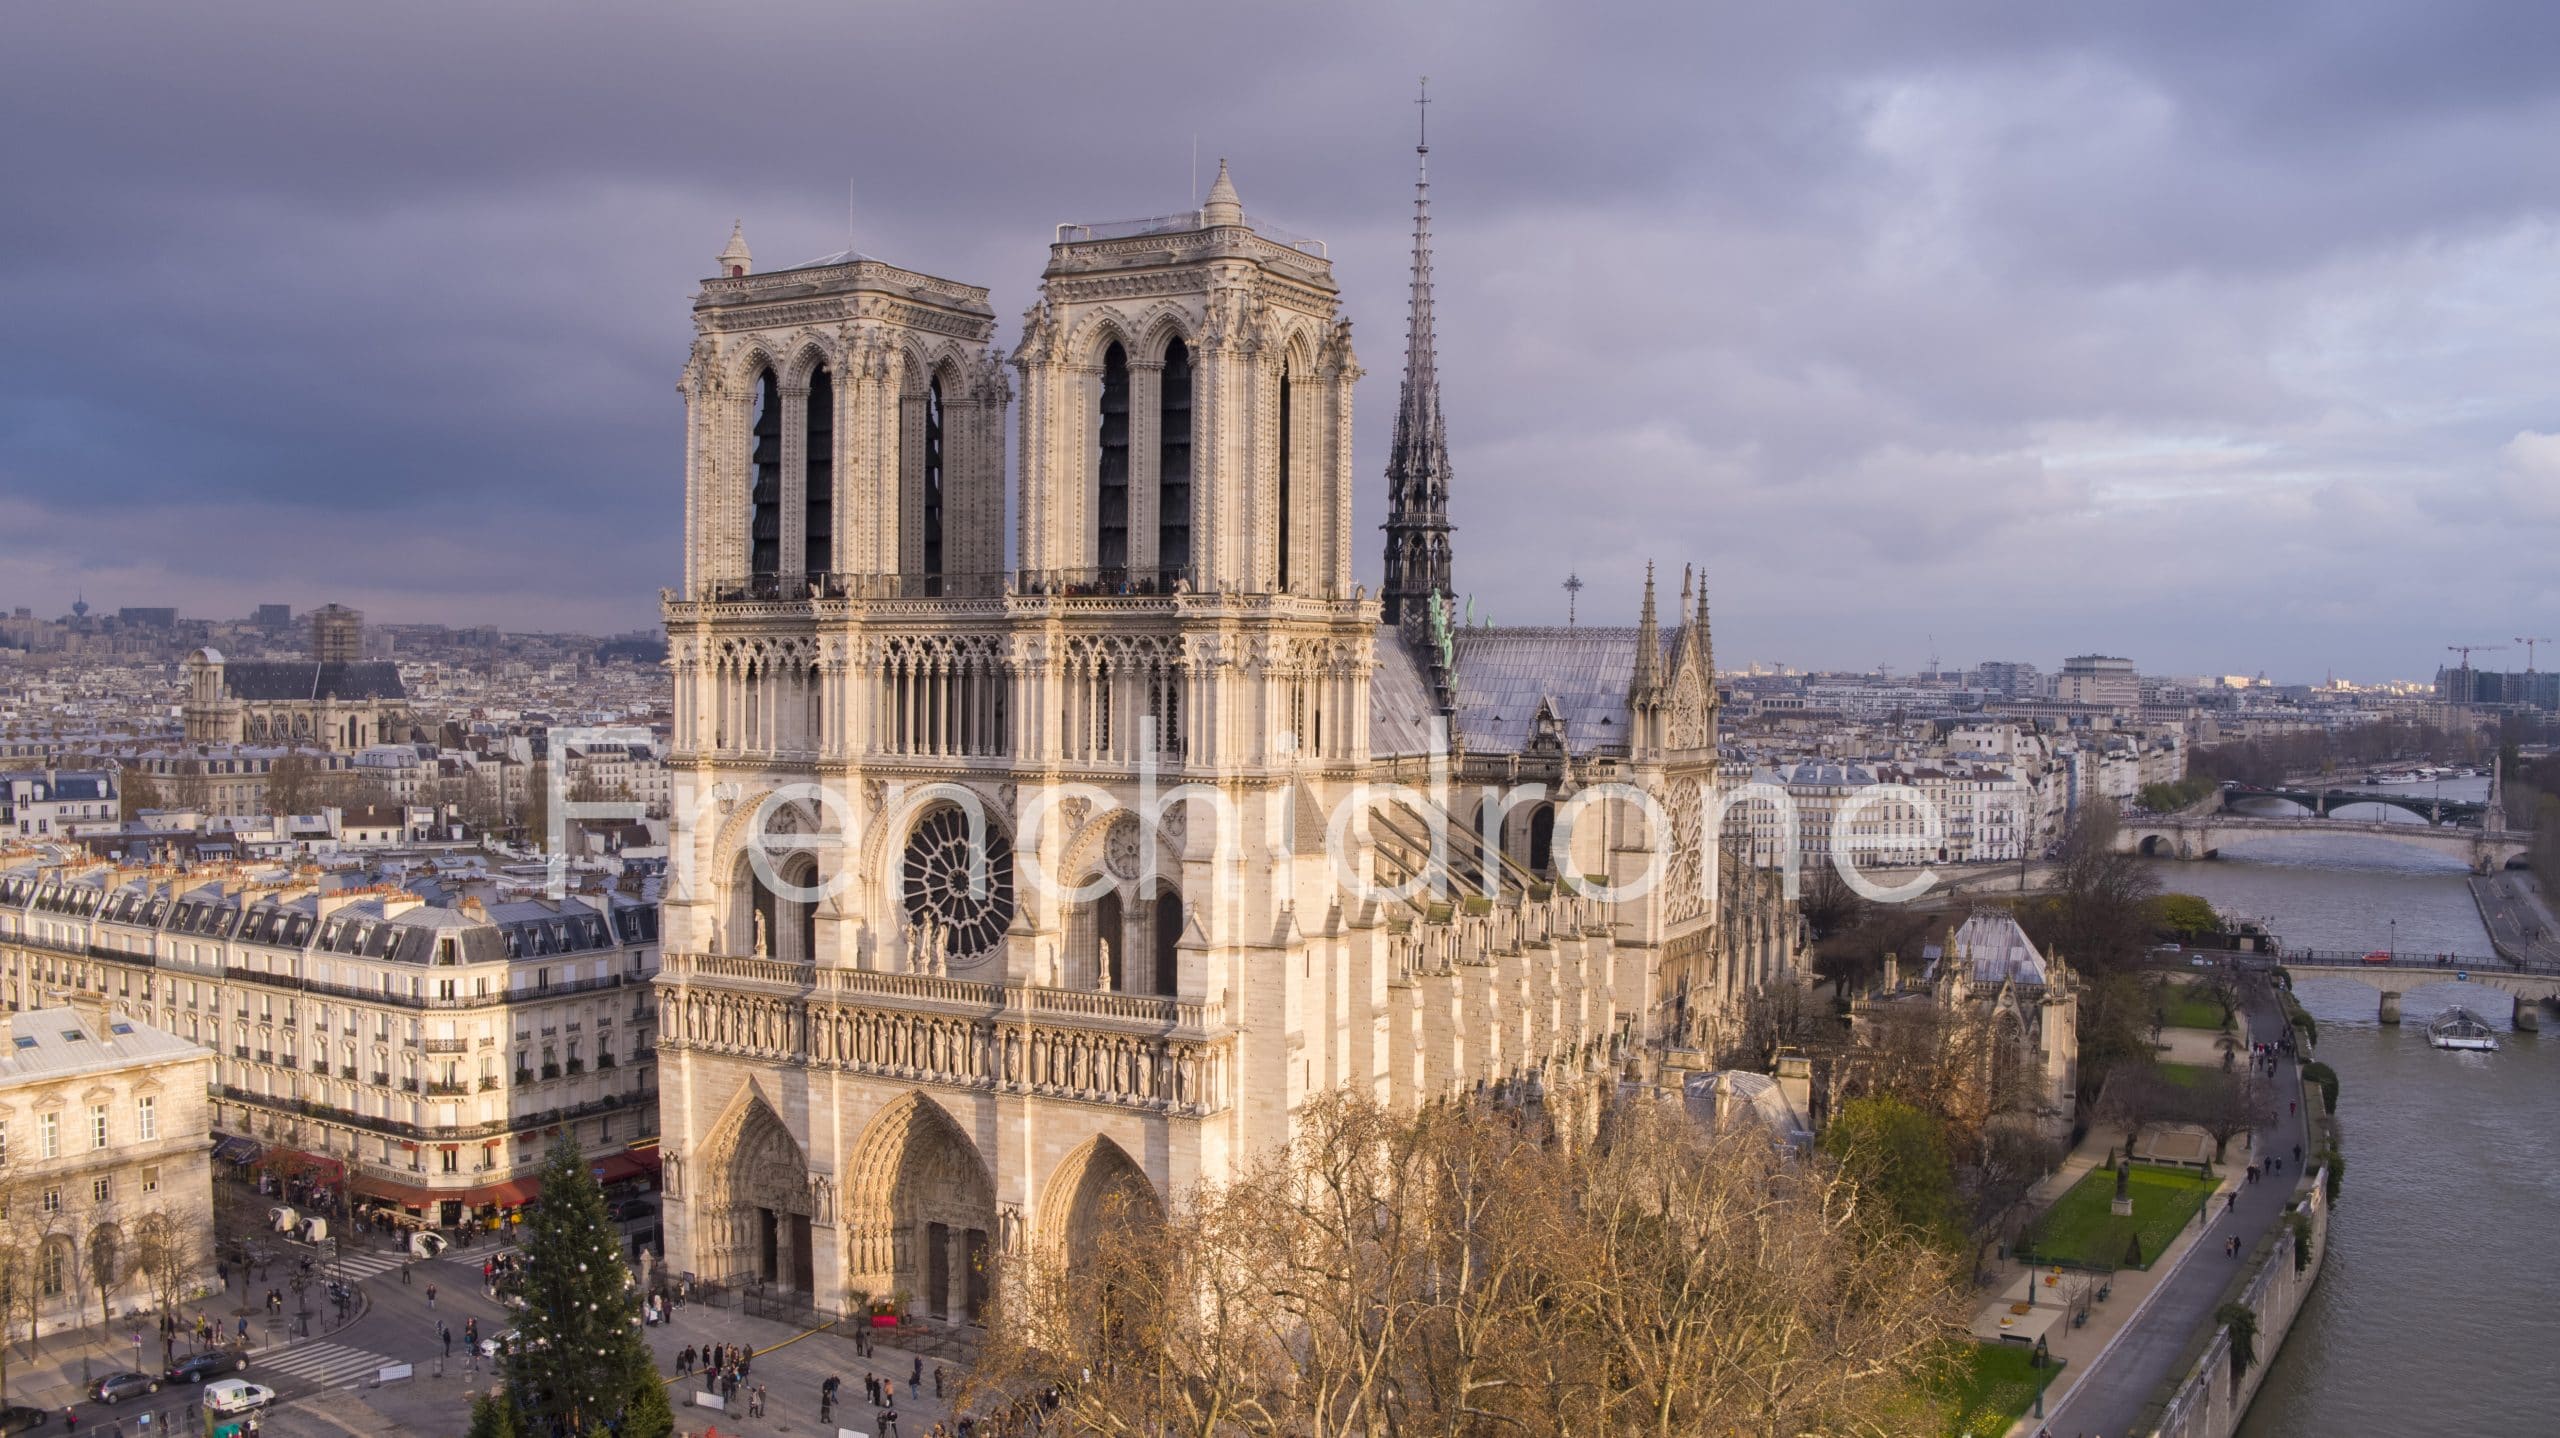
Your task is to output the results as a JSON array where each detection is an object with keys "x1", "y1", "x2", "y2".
[{"x1": 1563, "y1": 572, "x2": 1584, "y2": 627}]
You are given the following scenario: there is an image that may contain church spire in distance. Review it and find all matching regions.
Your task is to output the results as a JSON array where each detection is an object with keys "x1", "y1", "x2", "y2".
[{"x1": 1381, "y1": 77, "x2": 1455, "y2": 628}]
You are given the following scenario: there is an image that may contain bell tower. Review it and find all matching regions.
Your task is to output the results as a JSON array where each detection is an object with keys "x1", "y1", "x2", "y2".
[{"x1": 1013, "y1": 161, "x2": 1360, "y2": 596}]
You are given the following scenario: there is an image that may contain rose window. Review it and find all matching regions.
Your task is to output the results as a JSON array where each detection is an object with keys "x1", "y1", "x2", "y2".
[{"x1": 900, "y1": 806, "x2": 1017, "y2": 960}]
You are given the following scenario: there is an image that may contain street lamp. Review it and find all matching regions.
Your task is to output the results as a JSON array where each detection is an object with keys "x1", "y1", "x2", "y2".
[{"x1": 2390, "y1": 917, "x2": 2397, "y2": 961}]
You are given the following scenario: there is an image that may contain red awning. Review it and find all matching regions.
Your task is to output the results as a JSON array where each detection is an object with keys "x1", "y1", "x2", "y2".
[
  {"x1": 350, "y1": 1174, "x2": 440, "y2": 1209},
  {"x1": 351, "y1": 1174, "x2": 542, "y2": 1211},
  {"x1": 474, "y1": 1178, "x2": 541, "y2": 1208},
  {"x1": 591, "y1": 1149, "x2": 662, "y2": 1186}
]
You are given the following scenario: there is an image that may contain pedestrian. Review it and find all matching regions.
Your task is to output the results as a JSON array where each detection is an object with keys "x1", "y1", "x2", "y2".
[
  {"x1": 426, "y1": 1282, "x2": 437, "y2": 1309},
  {"x1": 881, "y1": 1406, "x2": 901, "y2": 1438},
  {"x1": 912, "y1": 1355, "x2": 924, "y2": 1397},
  {"x1": 935, "y1": 1365, "x2": 946, "y2": 1400},
  {"x1": 868, "y1": 1373, "x2": 882, "y2": 1407},
  {"x1": 236, "y1": 1316, "x2": 247, "y2": 1342},
  {"x1": 2293, "y1": 1143, "x2": 2303, "y2": 1165},
  {"x1": 65, "y1": 1409, "x2": 78, "y2": 1434}
]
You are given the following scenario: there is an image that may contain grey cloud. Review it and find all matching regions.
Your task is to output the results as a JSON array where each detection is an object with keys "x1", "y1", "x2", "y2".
[{"x1": 3, "y1": 0, "x2": 2557, "y2": 677}]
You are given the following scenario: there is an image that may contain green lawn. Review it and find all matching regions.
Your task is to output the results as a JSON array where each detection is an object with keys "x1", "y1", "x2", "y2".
[
  {"x1": 2156, "y1": 1060, "x2": 2222, "y2": 1090},
  {"x1": 1933, "y1": 1342, "x2": 2061, "y2": 1438},
  {"x1": 2018, "y1": 1163, "x2": 2220, "y2": 1270},
  {"x1": 2155, "y1": 981, "x2": 2230, "y2": 1031}
]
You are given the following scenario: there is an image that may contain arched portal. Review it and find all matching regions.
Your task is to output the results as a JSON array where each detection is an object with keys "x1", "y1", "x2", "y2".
[
  {"x1": 694, "y1": 1095, "x2": 816, "y2": 1294},
  {"x1": 844, "y1": 1094, "x2": 996, "y2": 1323},
  {"x1": 1040, "y1": 1135, "x2": 1161, "y2": 1272}
]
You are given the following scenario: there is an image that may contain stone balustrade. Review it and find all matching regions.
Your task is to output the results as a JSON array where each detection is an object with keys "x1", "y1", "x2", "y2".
[{"x1": 656, "y1": 952, "x2": 1230, "y2": 1115}]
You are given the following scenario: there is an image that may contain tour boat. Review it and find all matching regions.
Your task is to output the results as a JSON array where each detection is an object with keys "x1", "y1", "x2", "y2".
[{"x1": 2427, "y1": 1006, "x2": 2501, "y2": 1052}]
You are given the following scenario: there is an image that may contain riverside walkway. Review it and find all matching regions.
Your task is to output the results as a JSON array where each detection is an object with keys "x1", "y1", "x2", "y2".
[{"x1": 2036, "y1": 989, "x2": 2308, "y2": 1438}]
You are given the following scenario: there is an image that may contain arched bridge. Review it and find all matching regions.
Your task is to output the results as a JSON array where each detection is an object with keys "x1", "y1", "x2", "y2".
[
  {"x1": 2221, "y1": 783, "x2": 2488, "y2": 826},
  {"x1": 2237, "y1": 951, "x2": 2560, "y2": 1030},
  {"x1": 2116, "y1": 813, "x2": 2528, "y2": 873}
]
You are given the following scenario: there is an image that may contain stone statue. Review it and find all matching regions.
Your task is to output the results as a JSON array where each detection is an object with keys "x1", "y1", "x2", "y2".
[
  {"x1": 1098, "y1": 936, "x2": 1115, "y2": 992},
  {"x1": 752, "y1": 909, "x2": 769, "y2": 958},
  {"x1": 1427, "y1": 590, "x2": 1454, "y2": 670}
]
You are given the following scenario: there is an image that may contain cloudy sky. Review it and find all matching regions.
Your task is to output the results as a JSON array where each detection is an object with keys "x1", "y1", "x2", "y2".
[{"x1": 4, "y1": 1, "x2": 2556, "y2": 681}]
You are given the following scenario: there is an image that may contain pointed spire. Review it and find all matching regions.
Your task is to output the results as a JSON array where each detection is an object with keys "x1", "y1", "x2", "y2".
[
  {"x1": 1382, "y1": 77, "x2": 1456, "y2": 628},
  {"x1": 1632, "y1": 561, "x2": 1663, "y2": 694},
  {"x1": 1696, "y1": 566, "x2": 1715, "y2": 677},
  {"x1": 716, "y1": 220, "x2": 752, "y2": 278},
  {"x1": 1202, "y1": 159, "x2": 1243, "y2": 226}
]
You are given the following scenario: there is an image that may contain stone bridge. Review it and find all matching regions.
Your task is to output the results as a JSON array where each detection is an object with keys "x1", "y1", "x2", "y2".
[
  {"x1": 2116, "y1": 813, "x2": 2528, "y2": 874},
  {"x1": 2222, "y1": 783, "x2": 2488, "y2": 826},
  {"x1": 2240, "y1": 952, "x2": 2560, "y2": 1030}
]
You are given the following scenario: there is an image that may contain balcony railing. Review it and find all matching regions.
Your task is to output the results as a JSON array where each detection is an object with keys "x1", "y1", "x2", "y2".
[
  {"x1": 685, "y1": 564, "x2": 1199, "y2": 606},
  {"x1": 423, "y1": 1038, "x2": 469, "y2": 1053},
  {"x1": 425, "y1": 1081, "x2": 471, "y2": 1097}
]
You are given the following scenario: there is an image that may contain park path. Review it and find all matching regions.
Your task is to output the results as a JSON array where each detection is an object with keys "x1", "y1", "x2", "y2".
[{"x1": 2034, "y1": 988, "x2": 2308, "y2": 1438}]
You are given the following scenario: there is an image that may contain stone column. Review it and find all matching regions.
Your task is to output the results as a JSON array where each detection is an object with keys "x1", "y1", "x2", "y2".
[
  {"x1": 2514, "y1": 994, "x2": 2542, "y2": 1032},
  {"x1": 2378, "y1": 990, "x2": 2401, "y2": 1024}
]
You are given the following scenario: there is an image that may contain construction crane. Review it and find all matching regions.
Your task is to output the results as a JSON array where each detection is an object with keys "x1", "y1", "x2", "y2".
[
  {"x1": 2447, "y1": 643, "x2": 2507, "y2": 703},
  {"x1": 2517, "y1": 637, "x2": 2553, "y2": 674}
]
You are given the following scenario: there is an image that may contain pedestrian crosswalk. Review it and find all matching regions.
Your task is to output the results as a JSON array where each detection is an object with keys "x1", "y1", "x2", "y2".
[
  {"x1": 327, "y1": 1246, "x2": 410, "y2": 1281},
  {"x1": 252, "y1": 1339, "x2": 398, "y2": 1389}
]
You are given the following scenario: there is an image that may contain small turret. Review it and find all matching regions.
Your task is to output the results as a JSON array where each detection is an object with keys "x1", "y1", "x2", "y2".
[
  {"x1": 1201, "y1": 159, "x2": 1243, "y2": 227},
  {"x1": 716, "y1": 221, "x2": 752, "y2": 278}
]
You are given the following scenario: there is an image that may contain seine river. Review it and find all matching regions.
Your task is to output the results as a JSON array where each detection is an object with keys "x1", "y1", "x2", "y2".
[{"x1": 2134, "y1": 779, "x2": 2560, "y2": 1436}]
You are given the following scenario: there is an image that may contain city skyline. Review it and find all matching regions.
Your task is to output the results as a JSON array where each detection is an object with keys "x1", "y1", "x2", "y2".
[{"x1": 5, "y1": 2, "x2": 2557, "y2": 679}]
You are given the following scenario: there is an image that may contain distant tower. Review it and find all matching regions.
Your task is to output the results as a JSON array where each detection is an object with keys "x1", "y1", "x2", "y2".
[
  {"x1": 71, "y1": 592, "x2": 88, "y2": 620},
  {"x1": 311, "y1": 604, "x2": 363, "y2": 664},
  {"x1": 1380, "y1": 78, "x2": 1455, "y2": 629}
]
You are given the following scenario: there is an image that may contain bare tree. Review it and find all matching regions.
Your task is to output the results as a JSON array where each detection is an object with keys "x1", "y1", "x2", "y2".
[
  {"x1": 128, "y1": 1206, "x2": 204, "y2": 1324},
  {"x1": 2186, "y1": 1071, "x2": 2276, "y2": 1165},
  {"x1": 968, "y1": 1089, "x2": 1962, "y2": 1438}
]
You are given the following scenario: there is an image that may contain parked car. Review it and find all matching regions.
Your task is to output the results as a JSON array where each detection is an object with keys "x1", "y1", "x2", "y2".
[
  {"x1": 2362, "y1": 951, "x2": 2395, "y2": 964},
  {"x1": 0, "y1": 1406, "x2": 45, "y2": 1435},
  {"x1": 409, "y1": 1230, "x2": 448, "y2": 1259},
  {"x1": 167, "y1": 1349, "x2": 249, "y2": 1384},
  {"x1": 201, "y1": 1379, "x2": 277, "y2": 1415},
  {"x1": 614, "y1": 1198, "x2": 657, "y2": 1222},
  {"x1": 92, "y1": 1370, "x2": 162, "y2": 1402}
]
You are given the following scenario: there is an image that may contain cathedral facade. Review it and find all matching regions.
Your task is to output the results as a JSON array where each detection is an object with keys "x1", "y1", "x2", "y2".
[{"x1": 654, "y1": 157, "x2": 1800, "y2": 1323}]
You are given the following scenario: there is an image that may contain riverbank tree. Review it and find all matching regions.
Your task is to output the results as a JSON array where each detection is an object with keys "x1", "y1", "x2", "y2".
[{"x1": 967, "y1": 1088, "x2": 1965, "y2": 1437}]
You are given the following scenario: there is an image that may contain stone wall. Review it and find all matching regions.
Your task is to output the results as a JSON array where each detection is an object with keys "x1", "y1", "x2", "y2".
[{"x1": 2143, "y1": 1100, "x2": 2333, "y2": 1436}]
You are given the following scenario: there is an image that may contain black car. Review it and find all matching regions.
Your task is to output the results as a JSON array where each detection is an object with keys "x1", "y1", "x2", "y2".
[
  {"x1": 0, "y1": 1406, "x2": 45, "y2": 1435},
  {"x1": 166, "y1": 1349, "x2": 248, "y2": 1384},
  {"x1": 92, "y1": 1369, "x2": 161, "y2": 1402}
]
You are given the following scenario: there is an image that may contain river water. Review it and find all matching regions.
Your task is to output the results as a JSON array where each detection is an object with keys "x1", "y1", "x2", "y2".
[{"x1": 2131, "y1": 779, "x2": 2560, "y2": 1436}]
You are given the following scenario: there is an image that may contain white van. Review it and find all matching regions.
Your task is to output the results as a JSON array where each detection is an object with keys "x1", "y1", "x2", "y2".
[
  {"x1": 202, "y1": 1378, "x2": 276, "y2": 1414},
  {"x1": 267, "y1": 1206, "x2": 297, "y2": 1233},
  {"x1": 298, "y1": 1216, "x2": 329, "y2": 1245}
]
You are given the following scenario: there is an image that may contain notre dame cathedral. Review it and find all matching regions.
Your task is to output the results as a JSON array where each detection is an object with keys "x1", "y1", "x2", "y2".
[{"x1": 654, "y1": 144, "x2": 1802, "y2": 1323}]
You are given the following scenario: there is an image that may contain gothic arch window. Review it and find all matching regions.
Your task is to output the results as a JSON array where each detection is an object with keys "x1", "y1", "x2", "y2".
[
  {"x1": 1527, "y1": 803, "x2": 1557, "y2": 874},
  {"x1": 1275, "y1": 364, "x2": 1293, "y2": 589},
  {"x1": 804, "y1": 363, "x2": 834, "y2": 575},
  {"x1": 1093, "y1": 890, "x2": 1124, "y2": 991},
  {"x1": 1097, "y1": 342, "x2": 1131, "y2": 572},
  {"x1": 749, "y1": 367, "x2": 783, "y2": 579},
  {"x1": 1158, "y1": 339, "x2": 1192, "y2": 577},
  {"x1": 900, "y1": 805, "x2": 1016, "y2": 961},
  {"x1": 922, "y1": 375, "x2": 946, "y2": 579},
  {"x1": 1152, "y1": 889, "x2": 1181, "y2": 997}
]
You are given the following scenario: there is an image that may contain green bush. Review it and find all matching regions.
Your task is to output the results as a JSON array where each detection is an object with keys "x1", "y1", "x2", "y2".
[
  {"x1": 2289, "y1": 1213, "x2": 2313, "y2": 1272},
  {"x1": 2301, "y1": 1061, "x2": 2339, "y2": 1114}
]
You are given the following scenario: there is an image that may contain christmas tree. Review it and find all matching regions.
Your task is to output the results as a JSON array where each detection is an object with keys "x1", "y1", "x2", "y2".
[{"x1": 497, "y1": 1135, "x2": 671, "y2": 1436}]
